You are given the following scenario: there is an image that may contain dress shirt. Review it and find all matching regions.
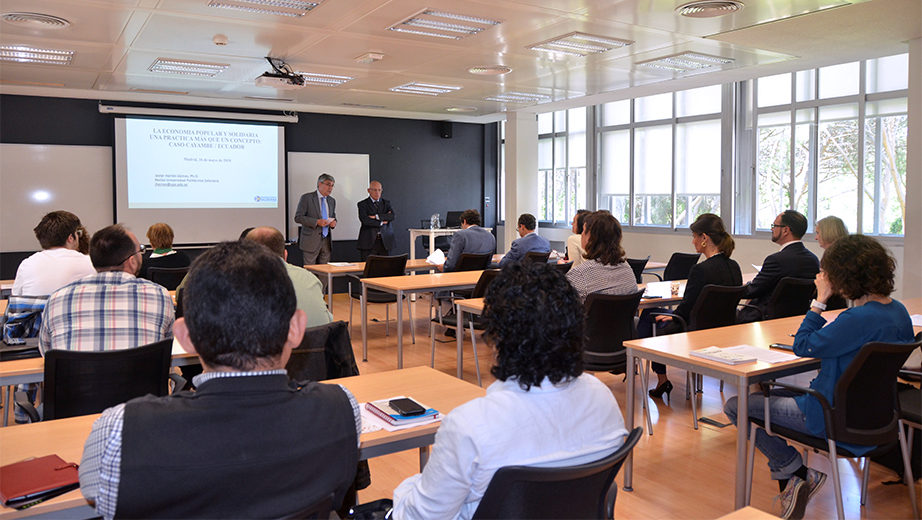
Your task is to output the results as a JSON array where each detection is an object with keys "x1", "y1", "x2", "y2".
[
  {"x1": 392, "y1": 374, "x2": 628, "y2": 520},
  {"x1": 39, "y1": 271, "x2": 174, "y2": 354},
  {"x1": 79, "y1": 370, "x2": 362, "y2": 520},
  {"x1": 566, "y1": 260, "x2": 637, "y2": 303},
  {"x1": 285, "y1": 262, "x2": 334, "y2": 327},
  {"x1": 12, "y1": 248, "x2": 95, "y2": 296},
  {"x1": 565, "y1": 234, "x2": 585, "y2": 268}
]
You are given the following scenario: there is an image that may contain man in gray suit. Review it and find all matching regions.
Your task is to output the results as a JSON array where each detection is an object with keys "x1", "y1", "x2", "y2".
[
  {"x1": 295, "y1": 173, "x2": 337, "y2": 265},
  {"x1": 498, "y1": 213, "x2": 550, "y2": 267},
  {"x1": 440, "y1": 209, "x2": 495, "y2": 272}
]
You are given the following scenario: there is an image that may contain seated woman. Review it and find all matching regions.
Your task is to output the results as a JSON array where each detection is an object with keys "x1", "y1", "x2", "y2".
[
  {"x1": 815, "y1": 216, "x2": 849, "y2": 310},
  {"x1": 139, "y1": 223, "x2": 191, "y2": 280},
  {"x1": 724, "y1": 234, "x2": 913, "y2": 520},
  {"x1": 560, "y1": 209, "x2": 590, "y2": 268},
  {"x1": 392, "y1": 262, "x2": 628, "y2": 520},
  {"x1": 565, "y1": 211, "x2": 637, "y2": 303},
  {"x1": 639, "y1": 213, "x2": 742, "y2": 400}
]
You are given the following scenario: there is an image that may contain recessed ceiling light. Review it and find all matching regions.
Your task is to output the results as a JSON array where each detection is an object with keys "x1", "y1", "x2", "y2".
[
  {"x1": 1, "y1": 12, "x2": 71, "y2": 28},
  {"x1": 468, "y1": 66, "x2": 512, "y2": 75},
  {"x1": 292, "y1": 71, "x2": 354, "y2": 86},
  {"x1": 446, "y1": 106, "x2": 478, "y2": 112},
  {"x1": 484, "y1": 91, "x2": 550, "y2": 104},
  {"x1": 676, "y1": 1, "x2": 744, "y2": 18},
  {"x1": 0, "y1": 45, "x2": 73, "y2": 65},
  {"x1": 390, "y1": 82, "x2": 462, "y2": 96},
  {"x1": 388, "y1": 9, "x2": 502, "y2": 40},
  {"x1": 638, "y1": 52, "x2": 733, "y2": 72},
  {"x1": 149, "y1": 58, "x2": 230, "y2": 77},
  {"x1": 528, "y1": 32, "x2": 633, "y2": 58},
  {"x1": 207, "y1": 0, "x2": 321, "y2": 18}
]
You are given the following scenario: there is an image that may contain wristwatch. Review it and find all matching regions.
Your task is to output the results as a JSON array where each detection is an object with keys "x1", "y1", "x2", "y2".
[{"x1": 810, "y1": 299, "x2": 827, "y2": 311}]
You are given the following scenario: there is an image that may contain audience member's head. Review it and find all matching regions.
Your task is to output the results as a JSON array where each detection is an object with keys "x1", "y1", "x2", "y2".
[
  {"x1": 90, "y1": 224, "x2": 143, "y2": 275},
  {"x1": 517, "y1": 213, "x2": 537, "y2": 233},
  {"x1": 245, "y1": 226, "x2": 286, "y2": 258},
  {"x1": 573, "y1": 209, "x2": 590, "y2": 235},
  {"x1": 460, "y1": 209, "x2": 482, "y2": 227},
  {"x1": 821, "y1": 234, "x2": 895, "y2": 300},
  {"x1": 483, "y1": 262, "x2": 584, "y2": 390},
  {"x1": 179, "y1": 241, "x2": 303, "y2": 371},
  {"x1": 146, "y1": 223, "x2": 175, "y2": 250},
  {"x1": 581, "y1": 210, "x2": 624, "y2": 266},
  {"x1": 34, "y1": 210, "x2": 83, "y2": 250},
  {"x1": 689, "y1": 213, "x2": 735, "y2": 257},
  {"x1": 815, "y1": 216, "x2": 848, "y2": 249},
  {"x1": 772, "y1": 210, "x2": 808, "y2": 243},
  {"x1": 238, "y1": 227, "x2": 255, "y2": 241}
]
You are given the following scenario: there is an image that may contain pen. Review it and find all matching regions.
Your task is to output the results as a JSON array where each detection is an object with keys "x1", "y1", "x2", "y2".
[{"x1": 788, "y1": 334, "x2": 796, "y2": 337}]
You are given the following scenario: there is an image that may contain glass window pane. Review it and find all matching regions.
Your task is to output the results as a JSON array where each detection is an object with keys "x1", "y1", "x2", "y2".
[
  {"x1": 633, "y1": 125, "x2": 672, "y2": 226},
  {"x1": 636, "y1": 92, "x2": 672, "y2": 122},
  {"x1": 499, "y1": 142, "x2": 505, "y2": 218},
  {"x1": 600, "y1": 130, "x2": 630, "y2": 195},
  {"x1": 795, "y1": 69, "x2": 815, "y2": 102},
  {"x1": 867, "y1": 53, "x2": 908, "y2": 94},
  {"x1": 819, "y1": 61, "x2": 859, "y2": 99},
  {"x1": 554, "y1": 168, "x2": 567, "y2": 222},
  {"x1": 864, "y1": 114, "x2": 907, "y2": 235},
  {"x1": 601, "y1": 100, "x2": 630, "y2": 126},
  {"x1": 757, "y1": 113, "x2": 791, "y2": 229},
  {"x1": 500, "y1": 120, "x2": 505, "y2": 140},
  {"x1": 568, "y1": 106, "x2": 586, "y2": 133},
  {"x1": 758, "y1": 73, "x2": 791, "y2": 107},
  {"x1": 538, "y1": 112, "x2": 553, "y2": 135},
  {"x1": 538, "y1": 138, "x2": 553, "y2": 169},
  {"x1": 676, "y1": 119, "x2": 721, "y2": 226},
  {"x1": 676, "y1": 85, "x2": 722, "y2": 117},
  {"x1": 568, "y1": 132, "x2": 586, "y2": 168},
  {"x1": 792, "y1": 109, "x2": 814, "y2": 220},
  {"x1": 554, "y1": 110, "x2": 567, "y2": 132},
  {"x1": 554, "y1": 136, "x2": 566, "y2": 169},
  {"x1": 816, "y1": 106, "x2": 857, "y2": 232},
  {"x1": 867, "y1": 98, "x2": 907, "y2": 117}
]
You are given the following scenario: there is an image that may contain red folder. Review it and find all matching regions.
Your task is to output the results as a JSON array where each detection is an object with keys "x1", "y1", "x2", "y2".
[{"x1": 0, "y1": 454, "x2": 80, "y2": 509}]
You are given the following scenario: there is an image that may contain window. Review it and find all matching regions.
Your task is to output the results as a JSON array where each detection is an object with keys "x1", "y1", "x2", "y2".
[{"x1": 536, "y1": 107, "x2": 588, "y2": 225}]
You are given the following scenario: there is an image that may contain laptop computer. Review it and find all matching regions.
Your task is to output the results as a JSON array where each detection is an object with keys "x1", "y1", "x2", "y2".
[{"x1": 445, "y1": 211, "x2": 464, "y2": 229}]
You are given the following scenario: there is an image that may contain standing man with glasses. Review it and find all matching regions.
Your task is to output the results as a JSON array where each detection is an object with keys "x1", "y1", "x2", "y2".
[
  {"x1": 295, "y1": 173, "x2": 338, "y2": 270},
  {"x1": 39, "y1": 224, "x2": 174, "y2": 354},
  {"x1": 738, "y1": 210, "x2": 819, "y2": 323},
  {"x1": 356, "y1": 181, "x2": 396, "y2": 261}
]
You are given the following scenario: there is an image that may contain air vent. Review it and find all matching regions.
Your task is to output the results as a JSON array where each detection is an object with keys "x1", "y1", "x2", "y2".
[
  {"x1": 676, "y1": 1, "x2": 744, "y2": 18},
  {"x1": 1, "y1": 12, "x2": 71, "y2": 28},
  {"x1": 468, "y1": 65, "x2": 512, "y2": 75},
  {"x1": 293, "y1": 72, "x2": 354, "y2": 86},
  {"x1": 388, "y1": 9, "x2": 502, "y2": 40},
  {"x1": 483, "y1": 91, "x2": 550, "y2": 104},
  {"x1": 637, "y1": 52, "x2": 734, "y2": 72},
  {"x1": 528, "y1": 32, "x2": 633, "y2": 58},
  {"x1": 207, "y1": 0, "x2": 320, "y2": 18},
  {"x1": 149, "y1": 58, "x2": 230, "y2": 77},
  {"x1": 389, "y1": 82, "x2": 462, "y2": 96},
  {"x1": 0, "y1": 45, "x2": 74, "y2": 65}
]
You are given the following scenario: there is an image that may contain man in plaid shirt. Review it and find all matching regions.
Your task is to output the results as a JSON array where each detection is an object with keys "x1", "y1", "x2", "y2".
[{"x1": 39, "y1": 224, "x2": 174, "y2": 354}]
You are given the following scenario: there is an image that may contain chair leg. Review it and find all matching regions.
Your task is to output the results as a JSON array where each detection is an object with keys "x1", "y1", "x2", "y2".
[
  {"x1": 428, "y1": 296, "x2": 433, "y2": 337},
  {"x1": 898, "y1": 420, "x2": 921, "y2": 520},
  {"x1": 430, "y1": 321, "x2": 436, "y2": 368},
  {"x1": 720, "y1": 380, "x2": 724, "y2": 392},
  {"x1": 826, "y1": 441, "x2": 845, "y2": 520},
  {"x1": 689, "y1": 372, "x2": 699, "y2": 430},
  {"x1": 861, "y1": 457, "x2": 870, "y2": 506},
  {"x1": 745, "y1": 425, "x2": 759, "y2": 505},
  {"x1": 640, "y1": 360, "x2": 653, "y2": 435},
  {"x1": 349, "y1": 293, "x2": 354, "y2": 339},
  {"x1": 469, "y1": 317, "x2": 482, "y2": 388},
  {"x1": 385, "y1": 305, "x2": 390, "y2": 336},
  {"x1": 407, "y1": 297, "x2": 416, "y2": 344},
  {"x1": 686, "y1": 372, "x2": 693, "y2": 401}
]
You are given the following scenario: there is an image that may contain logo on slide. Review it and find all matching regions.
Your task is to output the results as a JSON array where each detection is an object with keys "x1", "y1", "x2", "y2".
[{"x1": 255, "y1": 196, "x2": 277, "y2": 203}]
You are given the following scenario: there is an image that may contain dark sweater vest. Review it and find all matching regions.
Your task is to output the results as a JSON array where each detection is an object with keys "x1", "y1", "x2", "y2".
[{"x1": 116, "y1": 375, "x2": 358, "y2": 519}]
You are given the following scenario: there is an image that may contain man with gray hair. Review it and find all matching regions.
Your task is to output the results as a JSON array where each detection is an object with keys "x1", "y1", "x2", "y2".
[{"x1": 295, "y1": 173, "x2": 337, "y2": 266}]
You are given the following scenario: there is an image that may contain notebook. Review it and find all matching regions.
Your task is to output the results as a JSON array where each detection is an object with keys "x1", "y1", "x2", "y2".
[
  {"x1": 0, "y1": 455, "x2": 80, "y2": 509},
  {"x1": 689, "y1": 346, "x2": 758, "y2": 365}
]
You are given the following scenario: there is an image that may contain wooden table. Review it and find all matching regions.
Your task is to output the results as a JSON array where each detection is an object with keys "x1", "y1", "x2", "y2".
[
  {"x1": 621, "y1": 297, "x2": 922, "y2": 511},
  {"x1": 303, "y1": 259, "x2": 441, "y2": 313},
  {"x1": 407, "y1": 228, "x2": 492, "y2": 262},
  {"x1": 0, "y1": 366, "x2": 485, "y2": 519},
  {"x1": 361, "y1": 271, "x2": 482, "y2": 368}
]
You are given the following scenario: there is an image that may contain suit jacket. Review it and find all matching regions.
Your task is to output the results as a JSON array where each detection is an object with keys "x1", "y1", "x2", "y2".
[
  {"x1": 444, "y1": 226, "x2": 496, "y2": 272},
  {"x1": 295, "y1": 190, "x2": 336, "y2": 254},
  {"x1": 673, "y1": 253, "x2": 743, "y2": 322},
  {"x1": 356, "y1": 197, "x2": 396, "y2": 251},
  {"x1": 740, "y1": 241, "x2": 819, "y2": 321},
  {"x1": 498, "y1": 232, "x2": 551, "y2": 267}
]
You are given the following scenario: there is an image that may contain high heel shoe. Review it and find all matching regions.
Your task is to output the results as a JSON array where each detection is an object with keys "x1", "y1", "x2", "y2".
[{"x1": 648, "y1": 380, "x2": 673, "y2": 404}]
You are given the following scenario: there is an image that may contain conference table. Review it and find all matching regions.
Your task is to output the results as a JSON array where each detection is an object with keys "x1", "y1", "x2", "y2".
[
  {"x1": 303, "y1": 259, "x2": 445, "y2": 313},
  {"x1": 407, "y1": 228, "x2": 492, "y2": 262},
  {"x1": 621, "y1": 297, "x2": 922, "y2": 511},
  {"x1": 0, "y1": 366, "x2": 486, "y2": 520}
]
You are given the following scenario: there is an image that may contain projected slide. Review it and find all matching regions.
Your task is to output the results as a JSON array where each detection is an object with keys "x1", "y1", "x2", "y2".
[{"x1": 125, "y1": 118, "x2": 279, "y2": 208}]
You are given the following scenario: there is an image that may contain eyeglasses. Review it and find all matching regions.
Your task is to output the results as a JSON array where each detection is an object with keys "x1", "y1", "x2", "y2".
[
  {"x1": 770, "y1": 223, "x2": 787, "y2": 229},
  {"x1": 321, "y1": 181, "x2": 335, "y2": 187},
  {"x1": 118, "y1": 244, "x2": 146, "y2": 265},
  {"x1": 74, "y1": 228, "x2": 84, "y2": 238}
]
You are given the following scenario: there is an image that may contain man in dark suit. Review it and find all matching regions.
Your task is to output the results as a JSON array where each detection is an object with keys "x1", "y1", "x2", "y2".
[
  {"x1": 498, "y1": 213, "x2": 550, "y2": 267},
  {"x1": 356, "y1": 181, "x2": 396, "y2": 260},
  {"x1": 738, "y1": 210, "x2": 820, "y2": 323},
  {"x1": 294, "y1": 173, "x2": 337, "y2": 266},
  {"x1": 440, "y1": 209, "x2": 495, "y2": 272}
]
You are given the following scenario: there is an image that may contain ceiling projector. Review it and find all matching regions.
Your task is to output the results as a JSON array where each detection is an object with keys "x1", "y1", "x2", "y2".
[{"x1": 255, "y1": 72, "x2": 305, "y2": 90}]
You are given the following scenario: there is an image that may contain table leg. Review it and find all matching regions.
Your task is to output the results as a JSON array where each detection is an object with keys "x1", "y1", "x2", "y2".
[
  {"x1": 735, "y1": 375, "x2": 749, "y2": 509},
  {"x1": 456, "y1": 301, "x2": 464, "y2": 379},
  {"x1": 397, "y1": 289, "x2": 404, "y2": 369},
  {"x1": 429, "y1": 231, "x2": 435, "y2": 256},
  {"x1": 623, "y1": 349, "x2": 636, "y2": 492},
  {"x1": 3, "y1": 386, "x2": 10, "y2": 427},
  {"x1": 409, "y1": 232, "x2": 418, "y2": 302},
  {"x1": 419, "y1": 445, "x2": 430, "y2": 470},
  {"x1": 361, "y1": 284, "x2": 368, "y2": 362},
  {"x1": 326, "y1": 273, "x2": 334, "y2": 312}
]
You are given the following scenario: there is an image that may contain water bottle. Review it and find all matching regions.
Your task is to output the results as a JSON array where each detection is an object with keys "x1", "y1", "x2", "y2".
[{"x1": 430, "y1": 213, "x2": 440, "y2": 229}]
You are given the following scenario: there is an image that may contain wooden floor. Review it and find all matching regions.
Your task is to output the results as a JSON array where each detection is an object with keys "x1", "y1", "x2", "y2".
[{"x1": 340, "y1": 293, "x2": 921, "y2": 520}]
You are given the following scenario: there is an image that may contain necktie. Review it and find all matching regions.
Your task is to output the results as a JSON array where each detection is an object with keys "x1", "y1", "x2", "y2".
[{"x1": 321, "y1": 196, "x2": 328, "y2": 237}]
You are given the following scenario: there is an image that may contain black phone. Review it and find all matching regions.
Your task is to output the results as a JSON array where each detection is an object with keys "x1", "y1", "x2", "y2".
[
  {"x1": 389, "y1": 398, "x2": 426, "y2": 417},
  {"x1": 769, "y1": 343, "x2": 794, "y2": 351}
]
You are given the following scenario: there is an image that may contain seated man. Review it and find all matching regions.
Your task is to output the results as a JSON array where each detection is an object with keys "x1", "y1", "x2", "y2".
[
  {"x1": 738, "y1": 210, "x2": 819, "y2": 323},
  {"x1": 12, "y1": 210, "x2": 95, "y2": 296},
  {"x1": 39, "y1": 224, "x2": 174, "y2": 354},
  {"x1": 392, "y1": 262, "x2": 628, "y2": 519},
  {"x1": 79, "y1": 240, "x2": 361, "y2": 519},
  {"x1": 245, "y1": 226, "x2": 333, "y2": 328},
  {"x1": 497, "y1": 213, "x2": 550, "y2": 267},
  {"x1": 440, "y1": 209, "x2": 495, "y2": 272}
]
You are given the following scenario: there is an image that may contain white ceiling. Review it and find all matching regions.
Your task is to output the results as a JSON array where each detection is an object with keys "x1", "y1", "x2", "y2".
[{"x1": 0, "y1": 0, "x2": 918, "y2": 123}]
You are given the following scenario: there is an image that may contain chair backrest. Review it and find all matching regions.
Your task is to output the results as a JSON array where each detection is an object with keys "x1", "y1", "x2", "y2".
[
  {"x1": 471, "y1": 269, "x2": 501, "y2": 299},
  {"x1": 625, "y1": 256, "x2": 649, "y2": 284},
  {"x1": 829, "y1": 337, "x2": 922, "y2": 446},
  {"x1": 583, "y1": 291, "x2": 644, "y2": 373},
  {"x1": 175, "y1": 287, "x2": 185, "y2": 319},
  {"x1": 282, "y1": 493, "x2": 334, "y2": 520},
  {"x1": 362, "y1": 254, "x2": 408, "y2": 278},
  {"x1": 662, "y1": 252, "x2": 700, "y2": 281},
  {"x1": 147, "y1": 267, "x2": 189, "y2": 291},
  {"x1": 456, "y1": 253, "x2": 493, "y2": 272},
  {"x1": 43, "y1": 339, "x2": 173, "y2": 420},
  {"x1": 554, "y1": 262, "x2": 573, "y2": 273},
  {"x1": 765, "y1": 277, "x2": 816, "y2": 320},
  {"x1": 286, "y1": 321, "x2": 358, "y2": 382},
  {"x1": 523, "y1": 251, "x2": 551, "y2": 264},
  {"x1": 687, "y1": 284, "x2": 748, "y2": 331},
  {"x1": 472, "y1": 427, "x2": 643, "y2": 520}
]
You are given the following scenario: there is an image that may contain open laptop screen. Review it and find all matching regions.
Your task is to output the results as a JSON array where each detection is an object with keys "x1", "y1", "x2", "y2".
[{"x1": 445, "y1": 211, "x2": 464, "y2": 228}]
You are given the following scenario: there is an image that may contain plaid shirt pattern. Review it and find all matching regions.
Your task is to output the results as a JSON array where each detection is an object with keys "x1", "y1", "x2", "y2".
[{"x1": 39, "y1": 271, "x2": 174, "y2": 354}]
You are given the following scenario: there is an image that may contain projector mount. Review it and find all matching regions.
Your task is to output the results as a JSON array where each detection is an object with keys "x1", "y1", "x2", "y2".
[{"x1": 256, "y1": 57, "x2": 306, "y2": 89}]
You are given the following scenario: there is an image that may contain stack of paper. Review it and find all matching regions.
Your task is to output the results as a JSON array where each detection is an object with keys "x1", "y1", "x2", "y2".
[{"x1": 690, "y1": 346, "x2": 757, "y2": 365}]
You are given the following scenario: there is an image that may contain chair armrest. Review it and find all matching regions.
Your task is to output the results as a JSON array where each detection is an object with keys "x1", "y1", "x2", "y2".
[
  {"x1": 756, "y1": 380, "x2": 832, "y2": 436},
  {"x1": 169, "y1": 373, "x2": 190, "y2": 394},
  {"x1": 13, "y1": 390, "x2": 40, "y2": 423},
  {"x1": 651, "y1": 273, "x2": 663, "y2": 281},
  {"x1": 649, "y1": 312, "x2": 687, "y2": 332},
  {"x1": 738, "y1": 303, "x2": 763, "y2": 321}
]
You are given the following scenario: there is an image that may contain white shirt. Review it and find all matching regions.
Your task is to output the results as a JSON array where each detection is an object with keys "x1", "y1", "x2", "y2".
[
  {"x1": 392, "y1": 374, "x2": 628, "y2": 520},
  {"x1": 12, "y1": 248, "x2": 95, "y2": 296}
]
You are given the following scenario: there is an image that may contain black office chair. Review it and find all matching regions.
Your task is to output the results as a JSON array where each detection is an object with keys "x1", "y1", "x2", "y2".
[
  {"x1": 554, "y1": 262, "x2": 573, "y2": 273},
  {"x1": 471, "y1": 427, "x2": 643, "y2": 519},
  {"x1": 523, "y1": 251, "x2": 551, "y2": 264},
  {"x1": 430, "y1": 269, "x2": 500, "y2": 387},
  {"x1": 175, "y1": 287, "x2": 185, "y2": 318},
  {"x1": 347, "y1": 254, "x2": 414, "y2": 346},
  {"x1": 14, "y1": 339, "x2": 185, "y2": 422},
  {"x1": 433, "y1": 253, "x2": 494, "y2": 320},
  {"x1": 282, "y1": 493, "x2": 334, "y2": 520},
  {"x1": 760, "y1": 277, "x2": 817, "y2": 320},
  {"x1": 745, "y1": 337, "x2": 922, "y2": 520},
  {"x1": 652, "y1": 252, "x2": 700, "y2": 281},
  {"x1": 419, "y1": 221, "x2": 451, "y2": 254},
  {"x1": 583, "y1": 291, "x2": 644, "y2": 375},
  {"x1": 147, "y1": 266, "x2": 190, "y2": 291},
  {"x1": 625, "y1": 256, "x2": 649, "y2": 284}
]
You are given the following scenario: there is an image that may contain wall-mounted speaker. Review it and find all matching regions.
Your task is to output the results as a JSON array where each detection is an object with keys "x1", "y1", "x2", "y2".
[{"x1": 440, "y1": 121, "x2": 452, "y2": 139}]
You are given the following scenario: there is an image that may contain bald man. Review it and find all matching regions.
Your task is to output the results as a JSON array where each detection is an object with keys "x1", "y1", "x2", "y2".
[{"x1": 356, "y1": 181, "x2": 396, "y2": 260}]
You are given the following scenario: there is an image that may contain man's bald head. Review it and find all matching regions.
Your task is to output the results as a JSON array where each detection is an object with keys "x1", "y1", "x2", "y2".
[
  {"x1": 368, "y1": 181, "x2": 383, "y2": 199},
  {"x1": 245, "y1": 226, "x2": 286, "y2": 257}
]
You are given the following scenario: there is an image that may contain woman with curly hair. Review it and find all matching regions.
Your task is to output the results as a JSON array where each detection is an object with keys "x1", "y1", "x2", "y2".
[
  {"x1": 565, "y1": 210, "x2": 637, "y2": 303},
  {"x1": 724, "y1": 234, "x2": 914, "y2": 520},
  {"x1": 392, "y1": 262, "x2": 628, "y2": 520}
]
